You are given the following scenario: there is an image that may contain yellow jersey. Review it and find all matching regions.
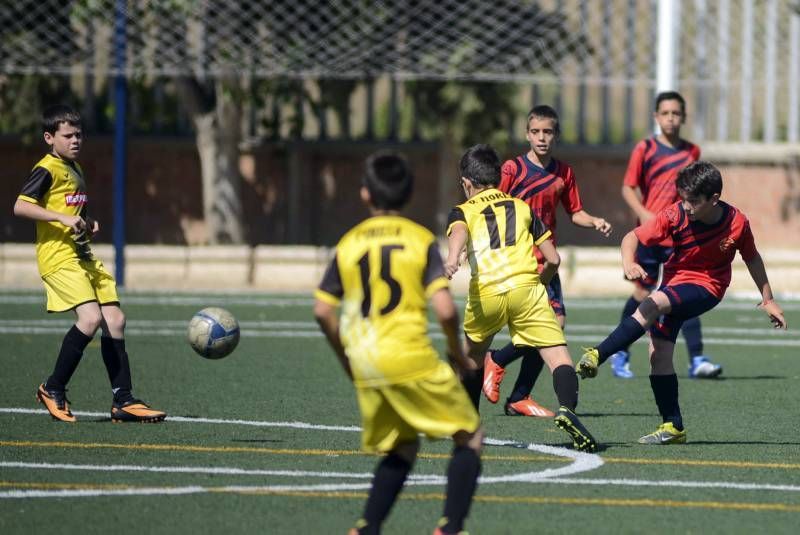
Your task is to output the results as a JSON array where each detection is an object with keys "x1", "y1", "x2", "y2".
[
  {"x1": 447, "y1": 188, "x2": 551, "y2": 297},
  {"x1": 315, "y1": 215, "x2": 450, "y2": 388},
  {"x1": 17, "y1": 153, "x2": 93, "y2": 276}
]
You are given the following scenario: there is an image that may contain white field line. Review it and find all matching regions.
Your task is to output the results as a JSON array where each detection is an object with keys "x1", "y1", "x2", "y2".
[
  {"x1": 0, "y1": 319, "x2": 800, "y2": 347},
  {"x1": 0, "y1": 407, "x2": 602, "y2": 497},
  {"x1": 2, "y1": 293, "x2": 800, "y2": 310}
]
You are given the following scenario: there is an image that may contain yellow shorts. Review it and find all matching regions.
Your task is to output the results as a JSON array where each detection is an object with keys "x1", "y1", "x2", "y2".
[
  {"x1": 42, "y1": 258, "x2": 119, "y2": 313},
  {"x1": 463, "y1": 283, "x2": 566, "y2": 348},
  {"x1": 356, "y1": 361, "x2": 480, "y2": 453}
]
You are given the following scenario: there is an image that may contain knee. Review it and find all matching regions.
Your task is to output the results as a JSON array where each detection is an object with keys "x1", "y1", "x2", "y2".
[
  {"x1": 103, "y1": 308, "x2": 126, "y2": 332},
  {"x1": 638, "y1": 296, "x2": 667, "y2": 321},
  {"x1": 393, "y1": 440, "x2": 420, "y2": 464},
  {"x1": 454, "y1": 427, "x2": 484, "y2": 453},
  {"x1": 79, "y1": 309, "x2": 103, "y2": 333}
]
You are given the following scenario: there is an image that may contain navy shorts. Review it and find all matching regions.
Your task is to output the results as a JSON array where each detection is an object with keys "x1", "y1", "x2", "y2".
[
  {"x1": 634, "y1": 243, "x2": 673, "y2": 291},
  {"x1": 649, "y1": 283, "x2": 720, "y2": 343},
  {"x1": 545, "y1": 272, "x2": 565, "y2": 317}
]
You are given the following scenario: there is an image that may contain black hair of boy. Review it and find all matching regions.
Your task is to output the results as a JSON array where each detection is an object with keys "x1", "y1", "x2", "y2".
[
  {"x1": 676, "y1": 161, "x2": 723, "y2": 198},
  {"x1": 654, "y1": 91, "x2": 686, "y2": 113},
  {"x1": 42, "y1": 105, "x2": 82, "y2": 134},
  {"x1": 526, "y1": 104, "x2": 561, "y2": 137},
  {"x1": 460, "y1": 144, "x2": 501, "y2": 187},
  {"x1": 363, "y1": 152, "x2": 413, "y2": 210}
]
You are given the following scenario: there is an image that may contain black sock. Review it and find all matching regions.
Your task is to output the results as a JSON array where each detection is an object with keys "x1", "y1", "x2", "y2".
[
  {"x1": 681, "y1": 316, "x2": 703, "y2": 359},
  {"x1": 359, "y1": 453, "x2": 413, "y2": 534},
  {"x1": 45, "y1": 325, "x2": 93, "y2": 391},
  {"x1": 620, "y1": 297, "x2": 641, "y2": 353},
  {"x1": 462, "y1": 368, "x2": 483, "y2": 411},
  {"x1": 597, "y1": 316, "x2": 647, "y2": 364},
  {"x1": 649, "y1": 374, "x2": 683, "y2": 430},
  {"x1": 552, "y1": 364, "x2": 579, "y2": 410},
  {"x1": 441, "y1": 446, "x2": 481, "y2": 533},
  {"x1": 101, "y1": 337, "x2": 133, "y2": 402},
  {"x1": 491, "y1": 342, "x2": 518, "y2": 367},
  {"x1": 508, "y1": 347, "x2": 544, "y2": 403}
]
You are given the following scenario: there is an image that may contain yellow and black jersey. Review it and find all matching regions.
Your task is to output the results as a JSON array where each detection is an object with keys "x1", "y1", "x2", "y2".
[
  {"x1": 17, "y1": 153, "x2": 93, "y2": 276},
  {"x1": 315, "y1": 215, "x2": 449, "y2": 388},
  {"x1": 447, "y1": 188, "x2": 551, "y2": 297}
]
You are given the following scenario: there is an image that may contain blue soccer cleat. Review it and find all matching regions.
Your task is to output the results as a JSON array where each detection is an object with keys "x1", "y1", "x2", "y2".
[
  {"x1": 688, "y1": 355, "x2": 722, "y2": 379},
  {"x1": 609, "y1": 350, "x2": 634, "y2": 379}
]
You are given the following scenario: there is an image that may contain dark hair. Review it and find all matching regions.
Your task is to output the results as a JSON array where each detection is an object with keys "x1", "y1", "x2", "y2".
[
  {"x1": 526, "y1": 104, "x2": 560, "y2": 136},
  {"x1": 363, "y1": 151, "x2": 413, "y2": 210},
  {"x1": 654, "y1": 91, "x2": 686, "y2": 114},
  {"x1": 676, "y1": 161, "x2": 723, "y2": 198},
  {"x1": 460, "y1": 144, "x2": 500, "y2": 187},
  {"x1": 42, "y1": 105, "x2": 82, "y2": 134}
]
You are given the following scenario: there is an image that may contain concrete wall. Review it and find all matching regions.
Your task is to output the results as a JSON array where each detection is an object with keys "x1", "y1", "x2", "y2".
[{"x1": 3, "y1": 243, "x2": 798, "y2": 296}]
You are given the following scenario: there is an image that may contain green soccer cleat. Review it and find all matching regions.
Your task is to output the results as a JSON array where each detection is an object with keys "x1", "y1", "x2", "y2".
[
  {"x1": 637, "y1": 422, "x2": 687, "y2": 445},
  {"x1": 553, "y1": 406, "x2": 598, "y2": 452},
  {"x1": 576, "y1": 347, "x2": 600, "y2": 379}
]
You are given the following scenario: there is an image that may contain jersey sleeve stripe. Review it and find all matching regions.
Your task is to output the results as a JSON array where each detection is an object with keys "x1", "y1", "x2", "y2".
[
  {"x1": 424, "y1": 276, "x2": 450, "y2": 298},
  {"x1": 16, "y1": 194, "x2": 40, "y2": 204},
  {"x1": 533, "y1": 229, "x2": 552, "y2": 246},
  {"x1": 313, "y1": 289, "x2": 341, "y2": 306}
]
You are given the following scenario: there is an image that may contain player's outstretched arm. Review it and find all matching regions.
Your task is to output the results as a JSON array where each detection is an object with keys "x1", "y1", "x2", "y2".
[
  {"x1": 570, "y1": 209, "x2": 612, "y2": 237},
  {"x1": 313, "y1": 299, "x2": 354, "y2": 379},
  {"x1": 445, "y1": 223, "x2": 468, "y2": 279},
  {"x1": 13, "y1": 198, "x2": 85, "y2": 233},
  {"x1": 744, "y1": 253, "x2": 788, "y2": 329},
  {"x1": 621, "y1": 231, "x2": 647, "y2": 281}
]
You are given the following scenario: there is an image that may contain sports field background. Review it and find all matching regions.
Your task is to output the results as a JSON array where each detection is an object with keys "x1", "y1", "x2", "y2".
[{"x1": 0, "y1": 290, "x2": 798, "y2": 534}]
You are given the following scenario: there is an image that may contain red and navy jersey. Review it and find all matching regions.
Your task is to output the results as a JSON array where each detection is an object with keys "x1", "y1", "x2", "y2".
[
  {"x1": 624, "y1": 137, "x2": 700, "y2": 214},
  {"x1": 499, "y1": 155, "x2": 583, "y2": 248},
  {"x1": 634, "y1": 201, "x2": 758, "y2": 299}
]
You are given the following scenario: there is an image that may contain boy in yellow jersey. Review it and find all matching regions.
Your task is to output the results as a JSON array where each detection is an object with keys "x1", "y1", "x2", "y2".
[
  {"x1": 14, "y1": 105, "x2": 165, "y2": 424},
  {"x1": 445, "y1": 144, "x2": 597, "y2": 452},
  {"x1": 314, "y1": 152, "x2": 483, "y2": 535}
]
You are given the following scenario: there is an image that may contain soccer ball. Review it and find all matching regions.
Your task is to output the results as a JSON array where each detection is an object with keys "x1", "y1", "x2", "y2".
[{"x1": 187, "y1": 307, "x2": 240, "y2": 359}]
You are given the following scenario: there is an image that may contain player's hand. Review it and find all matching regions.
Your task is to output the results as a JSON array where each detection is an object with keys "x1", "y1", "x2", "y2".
[
  {"x1": 59, "y1": 214, "x2": 85, "y2": 234},
  {"x1": 444, "y1": 260, "x2": 459, "y2": 279},
  {"x1": 623, "y1": 262, "x2": 647, "y2": 281},
  {"x1": 593, "y1": 218, "x2": 612, "y2": 237},
  {"x1": 758, "y1": 300, "x2": 787, "y2": 330}
]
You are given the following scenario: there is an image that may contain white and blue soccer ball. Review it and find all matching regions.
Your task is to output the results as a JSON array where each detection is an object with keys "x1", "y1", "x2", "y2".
[{"x1": 187, "y1": 307, "x2": 240, "y2": 359}]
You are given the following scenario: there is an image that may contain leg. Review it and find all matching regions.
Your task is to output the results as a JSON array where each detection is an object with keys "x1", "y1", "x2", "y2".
[
  {"x1": 609, "y1": 287, "x2": 646, "y2": 379},
  {"x1": 577, "y1": 291, "x2": 672, "y2": 379},
  {"x1": 437, "y1": 428, "x2": 483, "y2": 535},
  {"x1": 99, "y1": 304, "x2": 133, "y2": 401},
  {"x1": 100, "y1": 304, "x2": 166, "y2": 423},
  {"x1": 463, "y1": 334, "x2": 493, "y2": 410},
  {"x1": 539, "y1": 345, "x2": 597, "y2": 452},
  {"x1": 355, "y1": 440, "x2": 419, "y2": 535},
  {"x1": 639, "y1": 335, "x2": 687, "y2": 444},
  {"x1": 504, "y1": 314, "x2": 560, "y2": 404},
  {"x1": 37, "y1": 302, "x2": 102, "y2": 422}
]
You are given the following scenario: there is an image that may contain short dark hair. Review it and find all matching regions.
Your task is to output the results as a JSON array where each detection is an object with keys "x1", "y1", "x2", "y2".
[
  {"x1": 460, "y1": 144, "x2": 500, "y2": 187},
  {"x1": 527, "y1": 105, "x2": 560, "y2": 136},
  {"x1": 676, "y1": 161, "x2": 723, "y2": 198},
  {"x1": 42, "y1": 105, "x2": 82, "y2": 134},
  {"x1": 363, "y1": 151, "x2": 413, "y2": 210},
  {"x1": 654, "y1": 91, "x2": 686, "y2": 114}
]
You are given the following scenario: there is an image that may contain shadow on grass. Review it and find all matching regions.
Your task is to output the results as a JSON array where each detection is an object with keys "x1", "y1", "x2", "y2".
[{"x1": 703, "y1": 375, "x2": 785, "y2": 381}]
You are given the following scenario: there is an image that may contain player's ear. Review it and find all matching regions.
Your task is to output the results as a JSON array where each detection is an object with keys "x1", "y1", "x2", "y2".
[
  {"x1": 710, "y1": 192, "x2": 720, "y2": 205},
  {"x1": 43, "y1": 132, "x2": 54, "y2": 146},
  {"x1": 360, "y1": 186, "x2": 371, "y2": 205}
]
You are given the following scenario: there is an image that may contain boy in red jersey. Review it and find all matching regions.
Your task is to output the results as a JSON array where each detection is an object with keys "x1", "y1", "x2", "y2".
[
  {"x1": 577, "y1": 161, "x2": 787, "y2": 444},
  {"x1": 481, "y1": 105, "x2": 612, "y2": 417},
  {"x1": 610, "y1": 91, "x2": 723, "y2": 380}
]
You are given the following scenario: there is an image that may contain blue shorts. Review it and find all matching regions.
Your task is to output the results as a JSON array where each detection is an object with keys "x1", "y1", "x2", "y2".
[
  {"x1": 649, "y1": 283, "x2": 720, "y2": 343},
  {"x1": 545, "y1": 273, "x2": 565, "y2": 317},
  {"x1": 634, "y1": 243, "x2": 673, "y2": 291}
]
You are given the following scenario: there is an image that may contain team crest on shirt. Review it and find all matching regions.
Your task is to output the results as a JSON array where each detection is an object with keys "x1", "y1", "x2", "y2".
[
  {"x1": 718, "y1": 237, "x2": 735, "y2": 252},
  {"x1": 65, "y1": 192, "x2": 88, "y2": 206}
]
